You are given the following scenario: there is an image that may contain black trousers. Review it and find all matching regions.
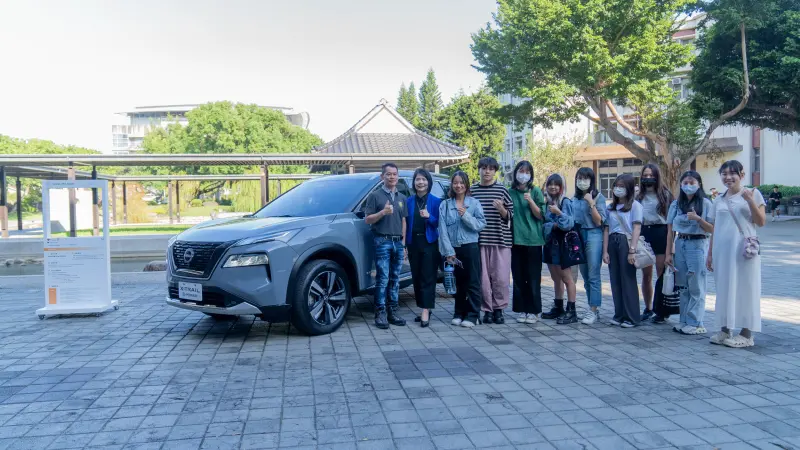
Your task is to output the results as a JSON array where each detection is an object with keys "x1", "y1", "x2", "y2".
[
  {"x1": 409, "y1": 238, "x2": 439, "y2": 309},
  {"x1": 608, "y1": 233, "x2": 641, "y2": 325},
  {"x1": 454, "y1": 243, "x2": 482, "y2": 322},
  {"x1": 511, "y1": 245, "x2": 543, "y2": 314}
]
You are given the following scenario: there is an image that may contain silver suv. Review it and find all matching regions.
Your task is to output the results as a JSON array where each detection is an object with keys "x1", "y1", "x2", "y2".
[{"x1": 166, "y1": 171, "x2": 450, "y2": 335}]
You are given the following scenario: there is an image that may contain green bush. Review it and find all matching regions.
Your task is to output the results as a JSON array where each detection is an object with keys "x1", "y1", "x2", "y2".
[
  {"x1": 755, "y1": 185, "x2": 800, "y2": 205},
  {"x1": 202, "y1": 201, "x2": 219, "y2": 208},
  {"x1": 190, "y1": 199, "x2": 202, "y2": 207}
]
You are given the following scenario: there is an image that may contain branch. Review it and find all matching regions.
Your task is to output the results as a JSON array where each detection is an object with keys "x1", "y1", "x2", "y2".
[
  {"x1": 691, "y1": 21, "x2": 751, "y2": 162},
  {"x1": 583, "y1": 94, "x2": 655, "y2": 163},
  {"x1": 604, "y1": 100, "x2": 664, "y2": 146}
]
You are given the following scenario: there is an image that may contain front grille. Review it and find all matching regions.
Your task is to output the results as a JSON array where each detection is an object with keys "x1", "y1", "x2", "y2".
[{"x1": 171, "y1": 240, "x2": 233, "y2": 278}]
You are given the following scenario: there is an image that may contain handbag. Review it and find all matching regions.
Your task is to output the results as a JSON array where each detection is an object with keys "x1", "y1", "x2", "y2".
[
  {"x1": 555, "y1": 223, "x2": 586, "y2": 269},
  {"x1": 662, "y1": 265, "x2": 675, "y2": 295},
  {"x1": 724, "y1": 193, "x2": 760, "y2": 259},
  {"x1": 654, "y1": 268, "x2": 679, "y2": 317},
  {"x1": 612, "y1": 210, "x2": 656, "y2": 269}
]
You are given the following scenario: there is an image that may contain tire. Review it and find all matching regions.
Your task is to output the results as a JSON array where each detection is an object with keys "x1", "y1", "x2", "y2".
[
  {"x1": 290, "y1": 259, "x2": 351, "y2": 336},
  {"x1": 204, "y1": 313, "x2": 236, "y2": 320}
]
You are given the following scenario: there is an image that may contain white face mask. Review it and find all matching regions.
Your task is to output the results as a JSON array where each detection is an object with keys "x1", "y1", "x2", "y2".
[
  {"x1": 613, "y1": 187, "x2": 627, "y2": 198},
  {"x1": 516, "y1": 172, "x2": 531, "y2": 184},
  {"x1": 576, "y1": 180, "x2": 591, "y2": 191}
]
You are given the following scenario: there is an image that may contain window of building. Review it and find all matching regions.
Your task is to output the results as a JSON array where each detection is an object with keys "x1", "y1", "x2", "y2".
[
  {"x1": 600, "y1": 173, "x2": 618, "y2": 198},
  {"x1": 623, "y1": 158, "x2": 643, "y2": 167},
  {"x1": 504, "y1": 139, "x2": 510, "y2": 153},
  {"x1": 679, "y1": 38, "x2": 695, "y2": 46},
  {"x1": 515, "y1": 137, "x2": 524, "y2": 151},
  {"x1": 599, "y1": 160, "x2": 617, "y2": 169}
]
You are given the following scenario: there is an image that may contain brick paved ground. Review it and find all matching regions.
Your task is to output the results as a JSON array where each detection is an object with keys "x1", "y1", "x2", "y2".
[{"x1": 0, "y1": 222, "x2": 799, "y2": 450}]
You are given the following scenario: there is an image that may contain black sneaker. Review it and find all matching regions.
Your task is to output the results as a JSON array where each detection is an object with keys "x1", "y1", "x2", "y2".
[
  {"x1": 641, "y1": 309, "x2": 654, "y2": 321},
  {"x1": 375, "y1": 309, "x2": 389, "y2": 329},
  {"x1": 387, "y1": 308, "x2": 406, "y2": 326},
  {"x1": 483, "y1": 312, "x2": 493, "y2": 324},
  {"x1": 651, "y1": 315, "x2": 666, "y2": 324},
  {"x1": 493, "y1": 310, "x2": 505, "y2": 324},
  {"x1": 556, "y1": 309, "x2": 578, "y2": 324}
]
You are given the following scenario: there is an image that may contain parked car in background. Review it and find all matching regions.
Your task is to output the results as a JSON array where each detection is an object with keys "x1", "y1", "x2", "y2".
[{"x1": 165, "y1": 171, "x2": 450, "y2": 335}]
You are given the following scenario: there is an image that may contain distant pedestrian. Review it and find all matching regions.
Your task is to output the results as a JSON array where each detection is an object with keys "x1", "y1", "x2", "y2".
[
  {"x1": 406, "y1": 168, "x2": 442, "y2": 328},
  {"x1": 665, "y1": 171, "x2": 714, "y2": 335},
  {"x1": 769, "y1": 186, "x2": 782, "y2": 221},
  {"x1": 541, "y1": 173, "x2": 579, "y2": 324},
  {"x1": 364, "y1": 162, "x2": 408, "y2": 329},
  {"x1": 572, "y1": 167, "x2": 607, "y2": 325},
  {"x1": 471, "y1": 157, "x2": 514, "y2": 325},
  {"x1": 439, "y1": 171, "x2": 486, "y2": 328},
  {"x1": 637, "y1": 164, "x2": 674, "y2": 323},
  {"x1": 708, "y1": 160, "x2": 766, "y2": 348},
  {"x1": 710, "y1": 188, "x2": 719, "y2": 200},
  {"x1": 604, "y1": 174, "x2": 643, "y2": 328},
  {"x1": 507, "y1": 160, "x2": 545, "y2": 324}
]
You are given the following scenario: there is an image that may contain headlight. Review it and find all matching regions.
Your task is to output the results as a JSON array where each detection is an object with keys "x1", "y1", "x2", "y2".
[
  {"x1": 167, "y1": 235, "x2": 178, "y2": 247},
  {"x1": 234, "y1": 229, "x2": 299, "y2": 247},
  {"x1": 223, "y1": 253, "x2": 269, "y2": 268}
]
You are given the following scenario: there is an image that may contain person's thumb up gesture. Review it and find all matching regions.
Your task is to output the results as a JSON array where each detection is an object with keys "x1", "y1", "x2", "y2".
[{"x1": 383, "y1": 200, "x2": 394, "y2": 215}]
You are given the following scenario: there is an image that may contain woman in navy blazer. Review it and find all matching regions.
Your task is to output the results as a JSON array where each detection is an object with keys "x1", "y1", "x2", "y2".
[{"x1": 406, "y1": 168, "x2": 442, "y2": 327}]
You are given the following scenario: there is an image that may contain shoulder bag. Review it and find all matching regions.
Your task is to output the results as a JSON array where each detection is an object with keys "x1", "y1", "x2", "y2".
[
  {"x1": 724, "y1": 193, "x2": 760, "y2": 259},
  {"x1": 612, "y1": 210, "x2": 655, "y2": 269}
]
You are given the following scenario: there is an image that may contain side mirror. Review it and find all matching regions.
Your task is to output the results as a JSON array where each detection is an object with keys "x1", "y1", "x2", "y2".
[{"x1": 354, "y1": 210, "x2": 366, "y2": 219}]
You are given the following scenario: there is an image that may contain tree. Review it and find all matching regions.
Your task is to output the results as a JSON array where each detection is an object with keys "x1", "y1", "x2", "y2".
[
  {"x1": 439, "y1": 89, "x2": 506, "y2": 182},
  {"x1": 418, "y1": 68, "x2": 444, "y2": 137},
  {"x1": 523, "y1": 132, "x2": 583, "y2": 188},
  {"x1": 141, "y1": 101, "x2": 322, "y2": 198},
  {"x1": 471, "y1": 0, "x2": 753, "y2": 189},
  {"x1": 396, "y1": 82, "x2": 420, "y2": 125},
  {"x1": 692, "y1": 0, "x2": 800, "y2": 133}
]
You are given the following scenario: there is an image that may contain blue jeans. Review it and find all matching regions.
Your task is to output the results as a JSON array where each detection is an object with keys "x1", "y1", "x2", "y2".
[
  {"x1": 674, "y1": 238, "x2": 709, "y2": 327},
  {"x1": 374, "y1": 237, "x2": 404, "y2": 310},
  {"x1": 579, "y1": 227, "x2": 604, "y2": 307}
]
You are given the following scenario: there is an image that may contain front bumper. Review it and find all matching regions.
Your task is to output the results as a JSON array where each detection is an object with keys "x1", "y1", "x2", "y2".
[{"x1": 165, "y1": 297, "x2": 292, "y2": 322}]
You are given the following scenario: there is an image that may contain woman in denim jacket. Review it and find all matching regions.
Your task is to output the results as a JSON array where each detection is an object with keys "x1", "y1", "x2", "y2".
[
  {"x1": 571, "y1": 167, "x2": 608, "y2": 325},
  {"x1": 438, "y1": 171, "x2": 487, "y2": 328},
  {"x1": 541, "y1": 173, "x2": 579, "y2": 325}
]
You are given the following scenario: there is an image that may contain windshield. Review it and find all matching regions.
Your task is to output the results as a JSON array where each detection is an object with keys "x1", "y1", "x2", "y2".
[{"x1": 253, "y1": 177, "x2": 371, "y2": 218}]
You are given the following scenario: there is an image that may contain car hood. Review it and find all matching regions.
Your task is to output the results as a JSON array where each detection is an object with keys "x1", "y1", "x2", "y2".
[{"x1": 175, "y1": 215, "x2": 335, "y2": 243}]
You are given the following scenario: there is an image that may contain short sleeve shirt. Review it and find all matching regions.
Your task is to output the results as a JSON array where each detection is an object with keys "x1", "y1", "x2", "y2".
[
  {"x1": 667, "y1": 198, "x2": 715, "y2": 235},
  {"x1": 365, "y1": 186, "x2": 408, "y2": 236},
  {"x1": 606, "y1": 201, "x2": 644, "y2": 235}
]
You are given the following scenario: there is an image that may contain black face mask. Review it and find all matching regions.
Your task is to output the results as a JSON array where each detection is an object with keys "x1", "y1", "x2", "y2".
[{"x1": 641, "y1": 178, "x2": 656, "y2": 187}]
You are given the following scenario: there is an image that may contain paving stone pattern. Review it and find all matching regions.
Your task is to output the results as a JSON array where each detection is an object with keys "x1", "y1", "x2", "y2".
[{"x1": 0, "y1": 223, "x2": 799, "y2": 449}]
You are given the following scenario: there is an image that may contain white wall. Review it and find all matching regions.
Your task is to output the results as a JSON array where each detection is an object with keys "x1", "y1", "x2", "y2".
[
  {"x1": 763, "y1": 130, "x2": 800, "y2": 186},
  {"x1": 695, "y1": 125, "x2": 754, "y2": 191}
]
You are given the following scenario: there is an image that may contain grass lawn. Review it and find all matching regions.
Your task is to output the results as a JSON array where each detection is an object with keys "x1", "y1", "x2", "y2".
[
  {"x1": 52, "y1": 225, "x2": 192, "y2": 237},
  {"x1": 146, "y1": 204, "x2": 234, "y2": 218}
]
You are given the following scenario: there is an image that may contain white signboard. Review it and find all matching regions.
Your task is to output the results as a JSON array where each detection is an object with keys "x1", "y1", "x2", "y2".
[{"x1": 37, "y1": 180, "x2": 118, "y2": 319}]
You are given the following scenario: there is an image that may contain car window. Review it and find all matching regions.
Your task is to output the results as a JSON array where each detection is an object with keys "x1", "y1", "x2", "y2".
[
  {"x1": 254, "y1": 177, "x2": 371, "y2": 218},
  {"x1": 431, "y1": 181, "x2": 446, "y2": 198},
  {"x1": 397, "y1": 179, "x2": 412, "y2": 198}
]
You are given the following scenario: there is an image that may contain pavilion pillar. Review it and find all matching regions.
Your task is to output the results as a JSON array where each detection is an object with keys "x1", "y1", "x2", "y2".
[
  {"x1": 348, "y1": 164, "x2": 355, "y2": 174},
  {"x1": 276, "y1": 180, "x2": 282, "y2": 197},
  {"x1": 175, "y1": 181, "x2": 181, "y2": 223},
  {"x1": 68, "y1": 164, "x2": 77, "y2": 237},
  {"x1": 91, "y1": 166, "x2": 99, "y2": 237},
  {"x1": 260, "y1": 164, "x2": 269, "y2": 206},
  {"x1": 167, "y1": 180, "x2": 174, "y2": 224},
  {"x1": 122, "y1": 182, "x2": 128, "y2": 224},
  {"x1": 111, "y1": 181, "x2": 117, "y2": 225},
  {"x1": 16, "y1": 177, "x2": 22, "y2": 232},
  {"x1": 434, "y1": 164, "x2": 440, "y2": 174},
  {"x1": 0, "y1": 166, "x2": 7, "y2": 238}
]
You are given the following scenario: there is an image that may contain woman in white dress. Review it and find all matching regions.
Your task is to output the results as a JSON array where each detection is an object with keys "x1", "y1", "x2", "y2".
[{"x1": 707, "y1": 160, "x2": 767, "y2": 348}]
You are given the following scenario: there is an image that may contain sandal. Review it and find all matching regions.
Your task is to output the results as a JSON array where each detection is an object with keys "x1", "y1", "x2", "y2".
[{"x1": 722, "y1": 334, "x2": 754, "y2": 348}]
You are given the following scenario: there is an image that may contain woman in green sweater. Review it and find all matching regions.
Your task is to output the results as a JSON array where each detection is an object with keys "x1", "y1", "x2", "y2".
[{"x1": 508, "y1": 160, "x2": 546, "y2": 323}]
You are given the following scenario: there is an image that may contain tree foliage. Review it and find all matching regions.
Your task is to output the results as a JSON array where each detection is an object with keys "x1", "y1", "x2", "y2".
[
  {"x1": 141, "y1": 101, "x2": 322, "y2": 198},
  {"x1": 396, "y1": 82, "x2": 420, "y2": 126},
  {"x1": 692, "y1": 0, "x2": 800, "y2": 133},
  {"x1": 471, "y1": 0, "x2": 753, "y2": 189},
  {"x1": 440, "y1": 89, "x2": 507, "y2": 182},
  {"x1": 418, "y1": 69, "x2": 445, "y2": 137},
  {"x1": 523, "y1": 133, "x2": 583, "y2": 189}
]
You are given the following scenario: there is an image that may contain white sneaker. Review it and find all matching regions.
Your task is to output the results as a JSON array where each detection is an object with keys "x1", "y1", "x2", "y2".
[
  {"x1": 609, "y1": 318, "x2": 621, "y2": 326},
  {"x1": 525, "y1": 314, "x2": 539, "y2": 324},
  {"x1": 680, "y1": 325, "x2": 707, "y2": 335},
  {"x1": 710, "y1": 330, "x2": 731, "y2": 345},
  {"x1": 620, "y1": 320, "x2": 635, "y2": 328},
  {"x1": 581, "y1": 310, "x2": 598, "y2": 325},
  {"x1": 723, "y1": 334, "x2": 755, "y2": 348},
  {"x1": 451, "y1": 317, "x2": 463, "y2": 326},
  {"x1": 460, "y1": 320, "x2": 475, "y2": 328},
  {"x1": 517, "y1": 313, "x2": 528, "y2": 323}
]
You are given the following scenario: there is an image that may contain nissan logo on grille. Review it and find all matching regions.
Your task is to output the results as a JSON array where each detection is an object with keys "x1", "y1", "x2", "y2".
[{"x1": 183, "y1": 248, "x2": 195, "y2": 264}]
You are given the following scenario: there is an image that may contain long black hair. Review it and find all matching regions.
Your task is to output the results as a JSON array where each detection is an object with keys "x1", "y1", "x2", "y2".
[
  {"x1": 512, "y1": 160, "x2": 534, "y2": 191},
  {"x1": 412, "y1": 168, "x2": 433, "y2": 196},
  {"x1": 678, "y1": 170, "x2": 707, "y2": 215},
  {"x1": 574, "y1": 167, "x2": 599, "y2": 199},
  {"x1": 610, "y1": 173, "x2": 636, "y2": 212},
  {"x1": 636, "y1": 163, "x2": 672, "y2": 217},
  {"x1": 447, "y1": 170, "x2": 471, "y2": 199}
]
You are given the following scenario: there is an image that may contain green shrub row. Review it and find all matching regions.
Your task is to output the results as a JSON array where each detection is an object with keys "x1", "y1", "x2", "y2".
[{"x1": 755, "y1": 185, "x2": 800, "y2": 205}]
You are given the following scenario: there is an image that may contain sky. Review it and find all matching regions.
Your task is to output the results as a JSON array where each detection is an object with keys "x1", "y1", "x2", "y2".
[{"x1": 0, "y1": 0, "x2": 496, "y2": 153}]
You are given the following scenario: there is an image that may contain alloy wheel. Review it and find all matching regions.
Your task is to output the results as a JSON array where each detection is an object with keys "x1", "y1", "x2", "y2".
[{"x1": 308, "y1": 270, "x2": 347, "y2": 325}]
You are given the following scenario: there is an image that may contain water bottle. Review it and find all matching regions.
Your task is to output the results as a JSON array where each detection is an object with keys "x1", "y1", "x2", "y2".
[{"x1": 443, "y1": 261, "x2": 457, "y2": 295}]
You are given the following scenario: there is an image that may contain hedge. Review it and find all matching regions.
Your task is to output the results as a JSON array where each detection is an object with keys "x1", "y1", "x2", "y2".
[{"x1": 755, "y1": 185, "x2": 800, "y2": 205}]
